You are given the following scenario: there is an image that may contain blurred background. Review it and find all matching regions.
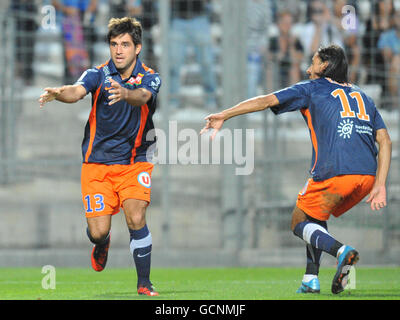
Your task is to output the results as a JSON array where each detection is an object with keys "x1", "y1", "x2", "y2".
[{"x1": 0, "y1": 0, "x2": 399, "y2": 269}]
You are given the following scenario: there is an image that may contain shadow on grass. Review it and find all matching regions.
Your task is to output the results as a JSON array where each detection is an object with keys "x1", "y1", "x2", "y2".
[
  {"x1": 338, "y1": 290, "x2": 400, "y2": 299},
  {"x1": 315, "y1": 289, "x2": 400, "y2": 299},
  {"x1": 96, "y1": 290, "x2": 209, "y2": 300}
]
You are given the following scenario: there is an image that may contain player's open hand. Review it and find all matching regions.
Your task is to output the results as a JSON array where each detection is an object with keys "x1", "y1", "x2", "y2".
[
  {"x1": 366, "y1": 184, "x2": 387, "y2": 211},
  {"x1": 108, "y1": 79, "x2": 127, "y2": 105},
  {"x1": 200, "y1": 112, "x2": 225, "y2": 140},
  {"x1": 39, "y1": 87, "x2": 65, "y2": 108}
]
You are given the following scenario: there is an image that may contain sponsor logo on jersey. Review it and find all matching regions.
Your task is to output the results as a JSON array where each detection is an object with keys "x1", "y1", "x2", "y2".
[
  {"x1": 103, "y1": 65, "x2": 110, "y2": 77},
  {"x1": 338, "y1": 119, "x2": 353, "y2": 139},
  {"x1": 150, "y1": 77, "x2": 161, "y2": 91},
  {"x1": 127, "y1": 73, "x2": 144, "y2": 87},
  {"x1": 104, "y1": 75, "x2": 112, "y2": 85}
]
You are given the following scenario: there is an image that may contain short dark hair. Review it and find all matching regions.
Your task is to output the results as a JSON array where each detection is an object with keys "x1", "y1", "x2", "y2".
[
  {"x1": 107, "y1": 17, "x2": 142, "y2": 46},
  {"x1": 317, "y1": 45, "x2": 349, "y2": 83}
]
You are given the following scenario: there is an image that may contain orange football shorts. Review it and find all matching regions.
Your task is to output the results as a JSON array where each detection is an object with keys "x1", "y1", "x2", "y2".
[
  {"x1": 81, "y1": 161, "x2": 154, "y2": 218},
  {"x1": 296, "y1": 174, "x2": 375, "y2": 221}
]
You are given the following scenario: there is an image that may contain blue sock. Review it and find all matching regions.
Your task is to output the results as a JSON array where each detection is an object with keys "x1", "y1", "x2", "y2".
[
  {"x1": 129, "y1": 225, "x2": 152, "y2": 287},
  {"x1": 305, "y1": 244, "x2": 323, "y2": 275},
  {"x1": 305, "y1": 219, "x2": 326, "y2": 275},
  {"x1": 293, "y1": 221, "x2": 343, "y2": 258}
]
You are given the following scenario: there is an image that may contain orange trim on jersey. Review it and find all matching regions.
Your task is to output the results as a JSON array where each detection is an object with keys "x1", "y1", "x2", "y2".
[
  {"x1": 130, "y1": 104, "x2": 150, "y2": 163},
  {"x1": 141, "y1": 63, "x2": 155, "y2": 74},
  {"x1": 96, "y1": 61, "x2": 109, "y2": 70},
  {"x1": 301, "y1": 108, "x2": 318, "y2": 173},
  {"x1": 84, "y1": 85, "x2": 102, "y2": 163}
]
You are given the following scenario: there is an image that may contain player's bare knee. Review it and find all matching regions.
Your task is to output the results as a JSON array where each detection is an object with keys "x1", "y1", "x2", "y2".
[
  {"x1": 87, "y1": 226, "x2": 110, "y2": 243},
  {"x1": 290, "y1": 219, "x2": 301, "y2": 232},
  {"x1": 290, "y1": 221, "x2": 296, "y2": 232},
  {"x1": 123, "y1": 199, "x2": 148, "y2": 229},
  {"x1": 125, "y1": 205, "x2": 147, "y2": 229},
  {"x1": 126, "y1": 211, "x2": 146, "y2": 230},
  {"x1": 290, "y1": 206, "x2": 307, "y2": 232},
  {"x1": 91, "y1": 230, "x2": 109, "y2": 243}
]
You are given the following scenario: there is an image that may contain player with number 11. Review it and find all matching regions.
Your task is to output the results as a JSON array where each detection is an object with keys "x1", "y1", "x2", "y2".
[{"x1": 201, "y1": 45, "x2": 392, "y2": 294}]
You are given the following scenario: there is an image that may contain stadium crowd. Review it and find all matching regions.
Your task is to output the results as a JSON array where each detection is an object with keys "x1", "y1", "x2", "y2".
[{"x1": 7, "y1": 0, "x2": 400, "y2": 110}]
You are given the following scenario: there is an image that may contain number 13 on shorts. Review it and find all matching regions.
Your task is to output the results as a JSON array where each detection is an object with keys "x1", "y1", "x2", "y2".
[{"x1": 84, "y1": 194, "x2": 105, "y2": 213}]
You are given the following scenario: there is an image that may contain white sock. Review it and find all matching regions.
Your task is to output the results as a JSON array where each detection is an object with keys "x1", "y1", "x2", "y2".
[
  {"x1": 336, "y1": 245, "x2": 346, "y2": 258},
  {"x1": 303, "y1": 274, "x2": 318, "y2": 282}
]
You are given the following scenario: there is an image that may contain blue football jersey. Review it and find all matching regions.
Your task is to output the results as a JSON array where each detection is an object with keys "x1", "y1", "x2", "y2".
[
  {"x1": 272, "y1": 78, "x2": 386, "y2": 181},
  {"x1": 76, "y1": 58, "x2": 161, "y2": 165}
]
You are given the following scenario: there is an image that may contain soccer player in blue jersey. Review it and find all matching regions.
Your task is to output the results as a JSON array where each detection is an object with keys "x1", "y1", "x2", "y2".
[
  {"x1": 39, "y1": 17, "x2": 161, "y2": 296},
  {"x1": 201, "y1": 45, "x2": 392, "y2": 294}
]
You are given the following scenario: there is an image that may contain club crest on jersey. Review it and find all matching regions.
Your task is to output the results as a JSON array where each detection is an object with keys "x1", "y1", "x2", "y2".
[
  {"x1": 138, "y1": 172, "x2": 151, "y2": 188},
  {"x1": 337, "y1": 119, "x2": 353, "y2": 139},
  {"x1": 150, "y1": 77, "x2": 161, "y2": 91},
  {"x1": 127, "y1": 73, "x2": 144, "y2": 87}
]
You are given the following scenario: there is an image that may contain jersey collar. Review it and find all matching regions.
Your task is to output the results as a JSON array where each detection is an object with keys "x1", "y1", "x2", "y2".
[
  {"x1": 108, "y1": 57, "x2": 142, "y2": 79},
  {"x1": 324, "y1": 77, "x2": 353, "y2": 87},
  {"x1": 131, "y1": 57, "x2": 143, "y2": 77}
]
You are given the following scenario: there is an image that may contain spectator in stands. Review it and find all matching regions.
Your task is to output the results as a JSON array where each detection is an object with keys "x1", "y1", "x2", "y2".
[
  {"x1": 129, "y1": 0, "x2": 158, "y2": 68},
  {"x1": 127, "y1": 0, "x2": 143, "y2": 18},
  {"x1": 169, "y1": 0, "x2": 217, "y2": 110},
  {"x1": 9, "y1": 0, "x2": 39, "y2": 86},
  {"x1": 109, "y1": 0, "x2": 127, "y2": 18},
  {"x1": 295, "y1": 0, "x2": 344, "y2": 64},
  {"x1": 363, "y1": 0, "x2": 394, "y2": 108},
  {"x1": 52, "y1": 0, "x2": 98, "y2": 83},
  {"x1": 332, "y1": 0, "x2": 361, "y2": 83},
  {"x1": 109, "y1": 0, "x2": 142, "y2": 19},
  {"x1": 246, "y1": 0, "x2": 270, "y2": 98},
  {"x1": 378, "y1": 9, "x2": 400, "y2": 110},
  {"x1": 268, "y1": 10, "x2": 304, "y2": 89}
]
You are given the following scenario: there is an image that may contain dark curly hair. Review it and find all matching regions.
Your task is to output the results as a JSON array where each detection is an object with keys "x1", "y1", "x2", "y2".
[
  {"x1": 317, "y1": 45, "x2": 349, "y2": 83},
  {"x1": 107, "y1": 17, "x2": 142, "y2": 46}
]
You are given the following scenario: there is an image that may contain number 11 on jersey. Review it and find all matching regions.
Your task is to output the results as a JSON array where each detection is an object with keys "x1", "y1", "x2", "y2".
[{"x1": 331, "y1": 88, "x2": 370, "y2": 121}]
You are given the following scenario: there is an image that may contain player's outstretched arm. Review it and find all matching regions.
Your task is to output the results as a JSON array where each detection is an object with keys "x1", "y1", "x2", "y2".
[
  {"x1": 39, "y1": 84, "x2": 87, "y2": 108},
  {"x1": 200, "y1": 93, "x2": 280, "y2": 139},
  {"x1": 108, "y1": 79, "x2": 151, "y2": 106},
  {"x1": 366, "y1": 128, "x2": 392, "y2": 211}
]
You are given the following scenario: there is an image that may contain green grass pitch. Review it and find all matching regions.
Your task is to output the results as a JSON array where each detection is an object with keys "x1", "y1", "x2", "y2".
[{"x1": 0, "y1": 267, "x2": 399, "y2": 300}]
